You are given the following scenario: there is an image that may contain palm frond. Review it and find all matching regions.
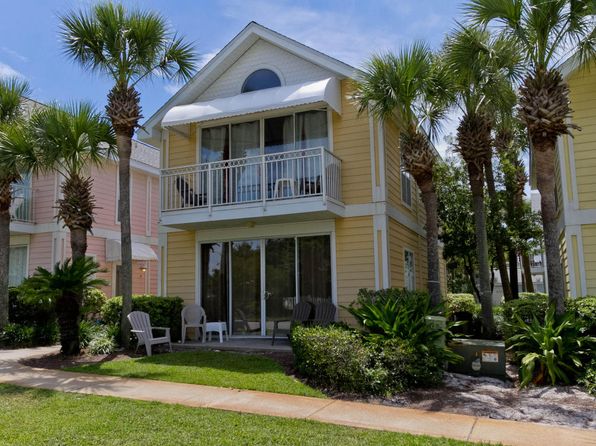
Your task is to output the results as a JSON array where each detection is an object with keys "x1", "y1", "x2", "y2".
[{"x1": 0, "y1": 77, "x2": 31, "y2": 125}]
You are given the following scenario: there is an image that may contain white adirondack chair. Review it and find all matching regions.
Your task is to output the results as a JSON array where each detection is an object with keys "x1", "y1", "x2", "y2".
[
  {"x1": 181, "y1": 304, "x2": 206, "y2": 343},
  {"x1": 127, "y1": 311, "x2": 172, "y2": 357}
]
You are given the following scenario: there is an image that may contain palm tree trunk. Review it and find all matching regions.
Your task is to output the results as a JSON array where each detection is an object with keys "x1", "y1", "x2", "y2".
[
  {"x1": 420, "y1": 181, "x2": 441, "y2": 307},
  {"x1": 484, "y1": 158, "x2": 512, "y2": 301},
  {"x1": 70, "y1": 228, "x2": 87, "y2": 261},
  {"x1": 533, "y1": 146, "x2": 565, "y2": 314},
  {"x1": 0, "y1": 187, "x2": 10, "y2": 329},
  {"x1": 468, "y1": 170, "x2": 496, "y2": 337},
  {"x1": 509, "y1": 249, "x2": 519, "y2": 299},
  {"x1": 56, "y1": 290, "x2": 81, "y2": 355},
  {"x1": 521, "y1": 251, "x2": 535, "y2": 293},
  {"x1": 116, "y1": 132, "x2": 133, "y2": 347}
]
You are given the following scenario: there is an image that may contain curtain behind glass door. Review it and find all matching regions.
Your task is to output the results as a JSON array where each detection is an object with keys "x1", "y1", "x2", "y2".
[
  {"x1": 201, "y1": 125, "x2": 229, "y2": 205},
  {"x1": 299, "y1": 236, "x2": 332, "y2": 305},
  {"x1": 200, "y1": 243, "x2": 229, "y2": 323},
  {"x1": 265, "y1": 115, "x2": 294, "y2": 198},
  {"x1": 231, "y1": 121, "x2": 260, "y2": 203},
  {"x1": 231, "y1": 240, "x2": 261, "y2": 335}
]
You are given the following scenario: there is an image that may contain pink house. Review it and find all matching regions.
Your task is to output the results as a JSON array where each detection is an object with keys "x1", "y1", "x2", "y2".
[{"x1": 8, "y1": 133, "x2": 160, "y2": 297}]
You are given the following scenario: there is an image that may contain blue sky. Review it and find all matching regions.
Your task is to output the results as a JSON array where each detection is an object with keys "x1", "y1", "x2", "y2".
[{"x1": 1, "y1": 0, "x2": 463, "y2": 128}]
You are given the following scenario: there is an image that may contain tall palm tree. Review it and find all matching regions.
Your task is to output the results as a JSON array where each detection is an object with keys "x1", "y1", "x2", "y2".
[
  {"x1": 30, "y1": 102, "x2": 116, "y2": 260},
  {"x1": 467, "y1": 0, "x2": 596, "y2": 314},
  {"x1": 0, "y1": 77, "x2": 32, "y2": 329},
  {"x1": 443, "y1": 26, "x2": 521, "y2": 336},
  {"x1": 59, "y1": 2, "x2": 197, "y2": 345},
  {"x1": 23, "y1": 257, "x2": 107, "y2": 355},
  {"x1": 352, "y1": 42, "x2": 452, "y2": 307}
]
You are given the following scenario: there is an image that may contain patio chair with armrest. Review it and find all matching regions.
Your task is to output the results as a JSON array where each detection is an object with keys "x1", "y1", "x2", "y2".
[
  {"x1": 127, "y1": 311, "x2": 172, "y2": 357},
  {"x1": 181, "y1": 304, "x2": 206, "y2": 343},
  {"x1": 310, "y1": 301, "x2": 337, "y2": 327},
  {"x1": 271, "y1": 301, "x2": 312, "y2": 345}
]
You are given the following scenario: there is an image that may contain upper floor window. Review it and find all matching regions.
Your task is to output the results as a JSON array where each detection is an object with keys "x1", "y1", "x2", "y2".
[
  {"x1": 401, "y1": 171, "x2": 412, "y2": 207},
  {"x1": 241, "y1": 69, "x2": 281, "y2": 93}
]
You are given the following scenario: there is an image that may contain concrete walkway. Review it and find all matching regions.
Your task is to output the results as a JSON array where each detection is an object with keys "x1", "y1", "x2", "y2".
[{"x1": 0, "y1": 347, "x2": 595, "y2": 446}]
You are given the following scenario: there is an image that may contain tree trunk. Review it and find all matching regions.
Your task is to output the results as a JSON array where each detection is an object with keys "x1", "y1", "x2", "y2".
[
  {"x1": 0, "y1": 192, "x2": 10, "y2": 329},
  {"x1": 521, "y1": 251, "x2": 535, "y2": 293},
  {"x1": 117, "y1": 131, "x2": 133, "y2": 347},
  {"x1": 420, "y1": 182, "x2": 441, "y2": 308},
  {"x1": 509, "y1": 249, "x2": 519, "y2": 299},
  {"x1": 484, "y1": 158, "x2": 512, "y2": 301},
  {"x1": 468, "y1": 172, "x2": 496, "y2": 338},
  {"x1": 56, "y1": 291, "x2": 81, "y2": 355},
  {"x1": 464, "y1": 254, "x2": 481, "y2": 301},
  {"x1": 533, "y1": 146, "x2": 565, "y2": 314},
  {"x1": 70, "y1": 228, "x2": 87, "y2": 261}
]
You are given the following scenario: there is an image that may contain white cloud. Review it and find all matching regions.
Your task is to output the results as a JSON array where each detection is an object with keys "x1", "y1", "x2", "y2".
[
  {"x1": 1, "y1": 47, "x2": 28, "y2": 63},
  {"x1": 0, "y1": 62, "x2": 23, "y2": 79}
]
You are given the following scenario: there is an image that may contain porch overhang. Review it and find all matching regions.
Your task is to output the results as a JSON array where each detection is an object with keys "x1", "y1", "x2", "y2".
[{"x1": 161, "y1": 77, "x2": 342, "y2": 128}]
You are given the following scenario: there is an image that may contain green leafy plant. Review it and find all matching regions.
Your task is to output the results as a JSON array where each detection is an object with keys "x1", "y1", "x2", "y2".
[
  {"x1": 502, "y1": 293, "x2": 549, "y2": 339},
  {"x1": 507, "y1": 305, "x2": 596, "y2": 387},
  {"x1": 81, "y1": 288, "x2": 107, "y2": 319},
  {"x1": 444, "y1": 293, "x2": 480, "y2": 317},
  {"x1": 0, "y1": 323, "x2": 35, "y2": 347},
  {"x1": 567, "y1": 296, "x2": 596, "y2": 335},
  {"x1": 578, "y1": 359, "x2": 596, "y2": 396}
]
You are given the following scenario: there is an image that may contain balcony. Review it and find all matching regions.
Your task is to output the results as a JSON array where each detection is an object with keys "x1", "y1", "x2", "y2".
[
  {"x1": 160, "y1": 147, "x2": 343, "y2": 229},
  {"x1": 10, "y1": 184, "x2": 33, "y2": 223}
]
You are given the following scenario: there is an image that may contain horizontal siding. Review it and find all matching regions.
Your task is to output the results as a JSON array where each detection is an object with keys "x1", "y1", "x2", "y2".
[
  {"x1": 168, "y1": 126, "x2": 196, "y2": 168},
  {"x1": 568, "y1": 65, "x2": 596, "y2": 209},
  {"x1": 388, "y1": 216, "x2": 427, "y2": 291},
  {"x1": 167, "y1": 231, "x2": 196, "y2": 305},
  {"x1": 31, "y1": 172, "x2": 57, "y2": 224},
  {"x1": 335, "y1": 216, "x2": 375, "y2": 321},
  {"x1": 28, "y1": 233, "x2": 53, "y2": 274},
  {"x1": 580, "y1": 224, "x2": 596, "y2": 295},
  {"x1": 332, "y1": 80, "x2": 372, "y2": 205}
]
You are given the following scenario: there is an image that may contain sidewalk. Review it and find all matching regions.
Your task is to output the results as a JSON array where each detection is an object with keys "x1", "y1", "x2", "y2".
[{"x1": 0, "y1": 348, "x2": 595, "y2": 446}]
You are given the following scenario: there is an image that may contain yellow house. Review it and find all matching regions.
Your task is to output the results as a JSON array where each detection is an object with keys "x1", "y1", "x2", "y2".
[
  {"x1": 141, "y1": 22, "x2": 445, "y2": 334},
  {"x1": 536, "y1": 57, "x2": 596, "y2": 297}
]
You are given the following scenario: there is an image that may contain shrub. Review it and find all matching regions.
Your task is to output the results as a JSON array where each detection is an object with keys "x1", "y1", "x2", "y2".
[
  {"x1": 444, "y1": 293, "x2": 479, "y2": 317},
  {"x1": 290, "y1": 325, "x2": 378, "y2": 394},
  {"x1": 507, "y1": 305, "x2": 596, "y2": 387},
  {"x1": 578, "y1": 359, "x2": 596, "y2": 396},
  {"x1": 502, "y1": 294, "x2": 548, "y2": 340},
  {"x1": 567, "y1": 296, "x2": 596, "y2": 335},
  {"x1": 82, "y1": 288, "x2": 107, "y2": 319},
  {"x1": 0, "y1": 323, "x2": 35, "y2": 347},
  {"x1": 5, "y1": 287, "x2": 58, "y2": 346},
  {"x1": 101, "y1": 295, "x2": 184, "y2": 343},
  {"x1": 376, "y1": 338, "x2": 444, "y2": 392},
  {"x1": 80, "y1": 320, "x2": 117, "y2": 355}
]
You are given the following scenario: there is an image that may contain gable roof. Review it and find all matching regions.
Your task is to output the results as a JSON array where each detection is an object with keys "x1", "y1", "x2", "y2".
[{"x1": 139, "y1": 21, "x2": 358, "y2": 145}]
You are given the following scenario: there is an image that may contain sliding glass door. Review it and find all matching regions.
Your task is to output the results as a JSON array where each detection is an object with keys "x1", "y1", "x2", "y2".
[{"x1": 199, "y1": 235, "x2": 332, "y2": 337}]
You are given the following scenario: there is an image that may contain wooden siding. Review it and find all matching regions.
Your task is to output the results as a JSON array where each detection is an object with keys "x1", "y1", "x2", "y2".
[
  {"x1": 568, "y1": 64, "x2": 596, "y2": 210},
  {"x1": 335, "y1": 217, "x2": 375, "y2": 321},
  {"x1": 332, "y1": 80, "x2": 372, "y2": 205},
  {"x1": 166, "y1": 231, "x2": 196, "y2": 305},
  {"x1": 388, "y1": 216, "x2": 427, "y2": 290},
  {"x1": 168, "y1": 126, "x2": 196, "y2": 168},
  {"x1": 581, "y1": 224, "x2": 596, "y2": 295}
]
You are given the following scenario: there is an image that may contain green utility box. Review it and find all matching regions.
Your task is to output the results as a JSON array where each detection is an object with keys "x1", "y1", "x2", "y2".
[{"x1": 447, "y1": 339, "x2": 506, "y2": 379}]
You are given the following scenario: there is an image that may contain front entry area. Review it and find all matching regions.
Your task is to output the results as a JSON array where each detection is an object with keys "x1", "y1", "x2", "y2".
[{"x1": 199, "y1": 235, "x2": 332, "y2": 337}]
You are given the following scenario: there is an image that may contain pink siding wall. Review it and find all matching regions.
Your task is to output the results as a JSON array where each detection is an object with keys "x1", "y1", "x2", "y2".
[{"x1": 24, "y1": 159, "x2": 159, "y2": 296}]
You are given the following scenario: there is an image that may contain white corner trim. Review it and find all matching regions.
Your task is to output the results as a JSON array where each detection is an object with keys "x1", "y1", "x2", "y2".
[
  {"x1": 377, "y1": 120, "x2": 386, "y2": 202},
  {"x1": 565, "y1": 124, "x2": 580, "y2": 211},
  {"x1": 368, "y1": 114, "x2": 379, "y2": 202},
  {"x1": 386, "y1": 204, "x2": 426, "y2": 237},
  {"x1": 373, "y1": 214, "x2": 390, "y2": 289}
]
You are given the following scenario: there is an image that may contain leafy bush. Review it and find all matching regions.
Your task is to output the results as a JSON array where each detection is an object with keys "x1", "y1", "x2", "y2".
[
  {"x1": 444, "y1": 293, "x2": 480, "y2": 317},
  {"x1": 507, "y1": 305, "x2": 596, "y2": 387},
  {"x1": 0, "y1": 323, "x2": 35, "y2": 347},
  {"x1": 502, "y1": 294, "x2": 548, "y2": 340},
  {"x1": 567, "y1": 296, "x2": 596, "y2": 335},
  {"x1": 578, "y1": 359, "x2": 596, "y2": 396},
  {"x1": 101, "y1": 295, "x2": 184, "y2": 343},
  {"x1": 82, "y1": 288, "x2": 107, "y2": 319},
  {"x1": 4, "y1": 287, "x2": 58, "y2": 347},
  {"x1": 79, "y1": 320, "x2": 117, "y2": 355},
  {"x1": 290, "y1": 325, "x2": 448, "y2": 395}
]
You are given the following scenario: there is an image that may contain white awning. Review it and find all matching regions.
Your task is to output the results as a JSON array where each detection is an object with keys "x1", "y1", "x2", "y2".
[
  {"x1": 106, "y1": 239, "x2": 158, "y2": 262},
  {"x1": 162, "y1": 77, "x2": 342, "y2": 127}
]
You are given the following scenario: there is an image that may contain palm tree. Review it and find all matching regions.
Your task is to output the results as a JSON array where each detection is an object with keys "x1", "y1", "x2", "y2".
[
  {"x1": 467, "y1": 0, "x2": 596, "y2": 314},
  {"x1": 352, "y1": 42, "x2": 452, "y2": 307},
  {"x1": 443, "y1": 26, "x2": 521, "y2": 337},
  {"x1": 30, "y1": 102, "x2": 116, "y2": 260},
  {"x1": 59, "y1": 2, "x2": 197, "y2": 345},
  {"x1": 23, "y1": 257, "x2": 106, "y2": 355},
  {"x1": 0, "y1": 77, "x2": 32, "y2": 329}
]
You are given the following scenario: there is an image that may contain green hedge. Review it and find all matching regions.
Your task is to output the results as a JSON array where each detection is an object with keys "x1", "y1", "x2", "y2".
[
  {"x1": 567, "y1": 296, "x2": 596, "y2": 335},
  {"x1": 290, "y1": 325, "x2": 445, "y2": 395},
  {"x1": 101, "y1": 295, "x2": 184, "y2": 343}
]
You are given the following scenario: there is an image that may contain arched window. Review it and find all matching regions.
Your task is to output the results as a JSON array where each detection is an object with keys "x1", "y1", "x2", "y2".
[{"x1": 241, "y1": 69, "x2": 281, "y2": 93}]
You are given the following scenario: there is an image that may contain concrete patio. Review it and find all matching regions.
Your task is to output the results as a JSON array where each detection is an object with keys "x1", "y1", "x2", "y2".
[{"x1": 176, "y1": 337, "x2": 292, "y2": 352}]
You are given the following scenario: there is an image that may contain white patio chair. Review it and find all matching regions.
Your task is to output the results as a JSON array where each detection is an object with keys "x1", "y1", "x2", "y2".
[
  {"x1": 127, "y1": 311, "x2": 172, "y2": 357},
  {"x1": 181, "y1": 304, "x2": 206, "y2": 343}
]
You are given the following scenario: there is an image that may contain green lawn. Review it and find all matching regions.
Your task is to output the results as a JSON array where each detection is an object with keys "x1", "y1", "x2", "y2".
[
  {"x1": 0, "y1": 384, "x2": 477, "y2": 446},
  {"x1": 66, "y1": 350, "x2": 324, "y2": 397}
]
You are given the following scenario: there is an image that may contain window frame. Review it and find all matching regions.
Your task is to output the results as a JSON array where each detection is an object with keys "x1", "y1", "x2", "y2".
[
  {"x1": 401, "y1": 170, "x2": 413, "y2": 208},
  {"x1": 403, "y1": 248, "x2": 416, "y2": 291},
  {"x1": 8, "y1": 244, "x2": 29, "y2": 287},
  {"x1": 241, "y1": 68, "x2": 282, "y2": 94}
]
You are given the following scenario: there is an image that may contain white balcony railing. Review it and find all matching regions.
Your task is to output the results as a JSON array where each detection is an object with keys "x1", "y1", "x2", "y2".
[
  {"x1": 10, "y1": 184, "x2": 33, "y2": 222},
  {"x1": 161, "y1": 147, "x2": 341, "y2": 212}
]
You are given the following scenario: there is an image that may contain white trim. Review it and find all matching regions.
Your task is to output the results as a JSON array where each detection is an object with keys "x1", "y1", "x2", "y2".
[
  {"x1": 565, "y1": 123, "x2": 580, "y2": 211},
  {"x1": 566, "y1": 225, "x2": 588, "y2": 298},
  {"x1": 330, "y1": 230, "x2": 338, "y2": 307},
  {"x1": 327, "y1": 108, "x2": 334, "y2": 153},
  {"x1": 146, "y1": 177, "x2": 152, "y2": 237},
  {"x1": 373, "y1": 220, "x2": 380, "y2": 290},
  {"x1": 566, "y1": 230, "x2": 578, "y2": 298},
  {"x1": 381, "y1": 215, "x2": 390, "y2": 288},
  {"x1": 195, "y1": 220, "x2": 335, "y2": 243},
  {"x1": 386, "y1": 204, "x2": 426, "y2": 237},
  {"x1": 368, "y1": 114, "x2": 379, "y2": 202},
  {"x1": 260, "y1": 239, "x2": 266, "y2": 336},
  {"x1": 373, "y1": 214, "x2": 390, "y2": 289},
  {"x1": 377, "y1": 121, "x2": 386, "y2": 202},
  {"x1": 576, "y1": 226, "x2": 587, "y2": 297},
  {"x1": 20, "y1": 222, "x2": 158, "y2": 245}
]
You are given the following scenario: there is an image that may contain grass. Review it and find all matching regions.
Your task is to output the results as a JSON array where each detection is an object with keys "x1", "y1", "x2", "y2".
[
  {"x1": 0, "y1": 384, "x2": 478, "y2": 446},
  {"x1": 66, "y1": 350, "x2": 324, "y2": 397}
]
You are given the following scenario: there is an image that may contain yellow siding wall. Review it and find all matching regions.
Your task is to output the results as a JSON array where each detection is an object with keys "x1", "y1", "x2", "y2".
[
  {"x1": 581, "y1": 224, "x2": 596, "y2": 295},
  {"x1": 388, "y1": 217, "x2": 427, "y2": 290},
  {"x1": 560, "y1": 233, "x2": 569, "y2": 296},
  {"x1": 168, "y1": 125, "x2": 196, "y2": 168},
  {"x1": 166, "y1": 231, "x2": 195, "y2": 305},
  {"x1": 335, "y1": 217, "x2": 375, "y2": 321},
  {"x1": 568, "y1": 64, "x2": 596, "y2": 210},
  {"x1": 332, "y1": 80, "x2": 372, "y2": 205}
]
